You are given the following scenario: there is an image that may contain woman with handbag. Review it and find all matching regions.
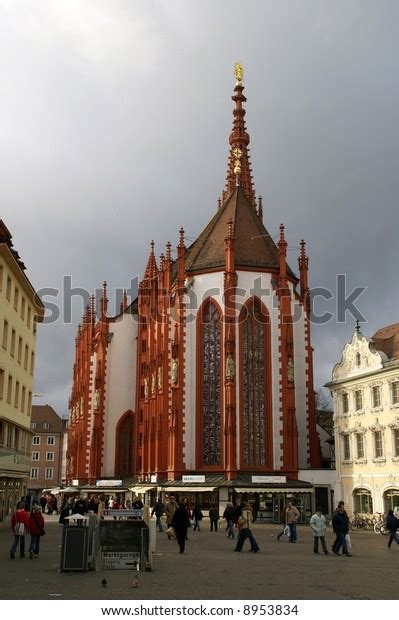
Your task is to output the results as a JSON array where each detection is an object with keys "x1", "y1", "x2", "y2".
[
  {"x1": 29, "y1": 505, "x2": 45, "y2": 559},
  {"x1": 10, "y1": 501, "x2": 30, "y2": 559}
]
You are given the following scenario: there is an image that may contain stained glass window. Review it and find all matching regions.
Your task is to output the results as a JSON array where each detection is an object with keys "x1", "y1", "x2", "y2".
[
  {"x1": 242, "y1": 300, "x2": 266, "y2": 466},
  {"x1": 202, "y1": 301, "x2": 221, "y2": 465}
]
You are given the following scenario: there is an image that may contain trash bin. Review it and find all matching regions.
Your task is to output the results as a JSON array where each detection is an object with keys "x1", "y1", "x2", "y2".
[{"x1": 60, "y1": 513, "x2": 90, "y2": 572}]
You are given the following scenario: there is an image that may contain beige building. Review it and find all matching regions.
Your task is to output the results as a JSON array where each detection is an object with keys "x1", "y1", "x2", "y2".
[
  {"x1": 0, "y1": 220, "x2": 44, "y2": 521},
  {"x1": 326, "y1": 323, "x2": 399, "y2": 515}
]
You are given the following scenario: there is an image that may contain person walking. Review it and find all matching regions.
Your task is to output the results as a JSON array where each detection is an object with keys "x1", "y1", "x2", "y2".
[
  {"x1": 151, "y1": 498, "x2": 165, "y2": 532},
  {"x1": 386, "y1": 509, "x2": 399, "y2": 548},
  {"x1": 209, "y1": 505, "x2": 219, "y2": 532},
  {"x1": 309, "y1": 506, "x2": 329, "y2": 555},
  {"x1": 234, "y1": 502, "x2": 260, "y2": 552},
  {"x1": 286, "y1": 502, "x2": 300, "y2": 543},
  {"x1": 59, "y1": 500, "x2": 71, "y2": 525},
  {"x1": 171, "y1": 502, "x2": 190, "y2": 553},
  {"x1": 28, "y1": 505, "x2": 45, "y2": 559},
  {"x1": 192, "y1": 504, "x2": 203, "y2": 531},
  {"x1": 165, "y1": 496, "x2": 177, "y2": 538},
  {"x1": 332, "y1": 503, "x2": 351, "y2": 556},
  {"x1": 10, "y1": 501, "x2": 30, "y2": 559},
  {"x1": 332, "y1": 501, "x2": 348, "y2": 553},
  {"x1": 40, "y1": 494, "x2": 47, "y2": 514},
  {"x1": 223, "y1": 503, "x2": 236, "y2": 539}
]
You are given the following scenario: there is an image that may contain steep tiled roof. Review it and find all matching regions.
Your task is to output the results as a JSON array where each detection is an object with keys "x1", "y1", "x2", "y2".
[
  {"x1": 31, "y1": 405, "x2": 64, "y2": 433},
  {"x1": 184, "y1": 186, "x2": 296, "y2": 278},
  {"x1": 372, "y1": 323, "x2": 399, "y2": 360}
]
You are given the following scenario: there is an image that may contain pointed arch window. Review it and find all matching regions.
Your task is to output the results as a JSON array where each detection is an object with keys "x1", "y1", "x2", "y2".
[
  {"x1": 240, "y1": 299, "x2": 271, "y2": 467},
  {"x1": 115, "y1": 412, "x2": 134, "y2": 477},
  {"x1": 200, "y1": 300, "x2": 222, "y2": 466}
]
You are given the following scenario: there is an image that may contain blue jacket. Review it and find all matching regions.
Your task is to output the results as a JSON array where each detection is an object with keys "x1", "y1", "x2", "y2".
[
  {"x1": 332, "y1": 510, "x2": 349, "y2": 534},
  {"x1": 386, "y1": 513, "x2": 399, "y2": 533}
]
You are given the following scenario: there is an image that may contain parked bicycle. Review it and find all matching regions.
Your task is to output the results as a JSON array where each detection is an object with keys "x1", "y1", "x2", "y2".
[
  {"x1": 373, "y1": 514, "x2": 390, "y2": 535},
  {"x1": 349, "y1": 514, "x2": 374, "y2": 530}
]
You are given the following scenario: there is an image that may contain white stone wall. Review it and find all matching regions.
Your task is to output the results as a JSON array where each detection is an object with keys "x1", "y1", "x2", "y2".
[
  {"x1": 292, "y1": 301, "x2": 309, "y2": 469},
  {"x1": 102, "y1": 312, "x2": 137, "y2": 477}
]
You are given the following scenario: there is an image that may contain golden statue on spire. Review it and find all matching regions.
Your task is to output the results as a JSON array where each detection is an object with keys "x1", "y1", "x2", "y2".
[
  {"x1": 235, "y1": 62, "x2": 244, "y2": 86},
  {"x1": 233, "y1": 147, "x2": 242, "y2": 178}
]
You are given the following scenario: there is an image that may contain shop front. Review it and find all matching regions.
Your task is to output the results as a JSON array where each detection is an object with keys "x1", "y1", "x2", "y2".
[{"x1": 128, "y1": 474, "x2": 314, "y2": 521}]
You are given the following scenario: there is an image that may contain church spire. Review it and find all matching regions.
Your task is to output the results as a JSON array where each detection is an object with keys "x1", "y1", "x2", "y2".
[{"x1": 223, "y1": 63, "x2": 256, "y2": 209}]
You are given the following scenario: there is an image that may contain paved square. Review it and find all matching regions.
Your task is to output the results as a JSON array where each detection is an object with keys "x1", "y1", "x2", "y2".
[{"x1": 0, "y1": 518, "x2": 397, "y2": 600}]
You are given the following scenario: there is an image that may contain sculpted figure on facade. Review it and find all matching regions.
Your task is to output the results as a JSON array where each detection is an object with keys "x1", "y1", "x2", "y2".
[
  {"x1": 94, "y1": 388, "x2": 100, "y2": 410},
  {"x1": 171, "y1": 358, "x2": 178, "y2": 385},
  {"x1": 157, "y1": 366, "x2": 163, "y2": 391},
  {"x1": 151, "y1": 371, "x2": 156, "y2": 397},
  {"x1": 144, "y1": 378, "x2": 148, "y2": 399},
  {"x1": 287, "y1": 357, "x2": 295, "y2": 384},
  {"x1": 225, "y1": 354, "x2": 235, "y2": 381}
]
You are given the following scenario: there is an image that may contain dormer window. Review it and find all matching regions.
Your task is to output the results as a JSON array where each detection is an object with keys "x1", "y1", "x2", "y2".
[{"x1": 342, "y1": 393, "x2": 349, "y2": 414}]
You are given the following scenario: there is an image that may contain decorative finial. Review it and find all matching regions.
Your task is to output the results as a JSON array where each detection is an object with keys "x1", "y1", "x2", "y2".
[
  {"x1": 227, "y1": 217, "x2": 234, "y2": 239},
  {"x1": 166, "y1": 241, "x2": 172, "y2": 262},
  {"x1": 235, "y1": 62, "x2": 244, "y2": 86},
  {"x1": 217, "y1": 197, "x2": 222, "y2": 210},
  {"x1": 258, "y1": 195, "x2": 263, "y2": 221},
  {"x1": 179, "y1": 227, "x2": 185, "y2": 248},
  {"x1": 150, "y1": 240, "x2": 155, "y2": 253},
  {"x1": 355, "y1": 319, "x2": 360, "y2": 333},
  {"x1": 279, "y1": 223, "x2": 285, "y2": 242}
]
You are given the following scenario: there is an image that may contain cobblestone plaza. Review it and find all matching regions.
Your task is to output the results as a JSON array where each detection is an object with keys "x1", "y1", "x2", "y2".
[{"x1": 0, "y1": 517, "x2": 397, "y2": 600}]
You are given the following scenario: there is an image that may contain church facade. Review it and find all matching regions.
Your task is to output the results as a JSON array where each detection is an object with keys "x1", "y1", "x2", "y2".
[{"x1": 67, "y1": 67, "x2": 328, "y2": 520}]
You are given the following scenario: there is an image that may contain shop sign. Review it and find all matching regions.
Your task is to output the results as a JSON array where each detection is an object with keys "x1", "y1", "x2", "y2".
[
  {"x1": 182, "y1": 475, "x2": 206, "y2": 483},
  {"x1": 102, "y1": 551, "x2": 140, "y2": 570},
  {"x1": 0, "y1": 448, "x2": 30, "y2": 474},
  {"x1": 150, "y1": 475, "x2": 157, "y2": 483},
  {"x1": 251, "y1": 475, "x2": 287, "y2": 484},
  {"x1": 96, "y1": 479, "x2": 123, "y2": 487},
  {"x1": 72, "y1": 480, "x2": 79, "y2": 486}
]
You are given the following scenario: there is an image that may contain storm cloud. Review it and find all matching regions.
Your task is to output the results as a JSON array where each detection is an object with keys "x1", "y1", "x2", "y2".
[{"x1": 1, "y1": 0, "x2": 398, "y2": 414}]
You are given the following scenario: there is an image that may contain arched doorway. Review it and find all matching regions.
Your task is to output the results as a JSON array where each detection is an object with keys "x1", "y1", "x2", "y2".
[
  {"x1": 353, "y1": 487, "x2": 373, "y2": 514},
  {"x1": 115, "y1": 411, "x2": 134, "y2": 477},
  {"x1": 383, "y1": 488, "x2": 399, "y2": 513}
]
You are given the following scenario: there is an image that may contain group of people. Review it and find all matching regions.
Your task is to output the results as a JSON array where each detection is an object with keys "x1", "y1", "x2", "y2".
[
  {"x1": 151, "y1": 496, "x2": 260, "y2": 554},
  {"x1": 9, "y1": 500, "x2": 45, "y2": 559}
]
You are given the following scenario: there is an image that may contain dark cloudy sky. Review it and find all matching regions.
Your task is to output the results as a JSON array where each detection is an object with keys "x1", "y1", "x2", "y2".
[{"x1": 1, "y1": 1, "x2": 398, "y2": 415}]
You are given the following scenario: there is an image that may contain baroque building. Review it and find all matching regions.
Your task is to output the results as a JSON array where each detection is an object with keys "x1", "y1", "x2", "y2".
[
  {"x1": 0, "y1": 220, "x2": 44, "y2": 521},
  {"x1": 67, "y1": 66, "x2": 328, "y2": 520},
  {"x1": 326, "y1": 322, "x2": 399, "y2": 515}
]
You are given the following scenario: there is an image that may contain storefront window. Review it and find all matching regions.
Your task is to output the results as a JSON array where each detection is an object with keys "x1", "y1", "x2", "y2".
[
  {"x1": 353, "y1": 488, "x2": 373, "y2": 513},
  {"x1": 383, "y1": 488, "x2": 399, "y2": 513}
]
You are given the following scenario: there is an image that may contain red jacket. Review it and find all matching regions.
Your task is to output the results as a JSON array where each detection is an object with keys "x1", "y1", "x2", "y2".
[
  {"x1": 29, "y1": 512, "x2": 45, "y2": 535},
  {"x1": 11, "y1": 509, "x2": 30, "y2": 533}
]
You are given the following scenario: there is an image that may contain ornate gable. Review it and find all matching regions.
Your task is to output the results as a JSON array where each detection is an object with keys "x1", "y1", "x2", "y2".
[{"x1": 332, "y1": 329, "x2": 386, "y2": 381}]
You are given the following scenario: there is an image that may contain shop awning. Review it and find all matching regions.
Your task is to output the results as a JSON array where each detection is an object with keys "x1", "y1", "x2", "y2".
[
  {"x1": 163, "y1": 486, "x2": 217, "y2": 493},
  {"x1": 234, "y1": 487, "x2": 313, "y2": 494},
  {"x1": 129, "y1": 486, "x2": 157, "y2": 493}
]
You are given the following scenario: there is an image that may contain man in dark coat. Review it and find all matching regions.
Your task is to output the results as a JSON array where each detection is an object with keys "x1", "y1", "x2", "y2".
[
  {"x1": 386, "y1": 509, "x2": 399, "y2": 548},
  {"x1": 151, "y1": 498, "x2": 165, "y2": 532},
  {"x1": 332, "y1": 504, "x2": 351, "y2": 556},
  {"x1": 171, "y1": 502, "x2": 190, "y2": 553}
]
